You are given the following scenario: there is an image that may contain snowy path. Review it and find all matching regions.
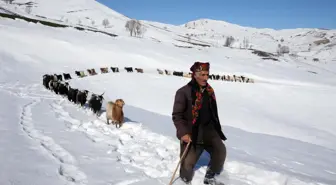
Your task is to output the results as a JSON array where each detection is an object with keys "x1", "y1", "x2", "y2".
[
  {"x1": 0, "y1": 86, "x2": 65, "y2": 185},
  {"x1": 49, "y1": 99, "x2": 175, "y2": 184},
  {"x1": 20, "y1": 99, "x2": 88, "y2": 185}
]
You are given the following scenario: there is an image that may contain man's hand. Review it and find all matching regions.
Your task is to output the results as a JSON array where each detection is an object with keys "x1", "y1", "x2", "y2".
[{"x1": 181, "y1": 134, "x2": 192, "y2": 143}]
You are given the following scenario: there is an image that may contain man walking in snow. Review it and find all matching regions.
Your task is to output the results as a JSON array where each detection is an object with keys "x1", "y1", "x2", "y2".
[{"x1": 172, "y1": 61, "x2": 227, "y2": 184}]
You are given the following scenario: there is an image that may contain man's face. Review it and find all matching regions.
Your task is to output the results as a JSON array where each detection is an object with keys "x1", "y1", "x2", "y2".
[{"x1": 194, "y1": 70, "x2": 209, "y2": 87}]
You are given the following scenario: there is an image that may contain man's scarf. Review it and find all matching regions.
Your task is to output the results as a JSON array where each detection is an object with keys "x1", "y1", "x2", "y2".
[{"x1": 191, "y1": 83, "x2": 216, "y2": 125}]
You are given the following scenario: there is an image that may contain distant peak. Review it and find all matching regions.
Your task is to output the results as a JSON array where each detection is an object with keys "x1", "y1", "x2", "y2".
[{"x1": 182, "y1": 18, "x2": 244, "y2": 29}]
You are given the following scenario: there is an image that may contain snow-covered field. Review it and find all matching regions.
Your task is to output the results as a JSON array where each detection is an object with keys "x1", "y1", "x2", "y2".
[{"x1": 1, "y1": 1, "x2": 336, "y2": 185}]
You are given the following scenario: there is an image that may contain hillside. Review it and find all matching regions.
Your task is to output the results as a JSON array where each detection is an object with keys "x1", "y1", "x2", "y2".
[
  {"x1": 1, "y1": 0, "x2": 336, "y2": 63},
  {"x1": 0, "y1": 1, "x2": 336, "y2": 185},
  {"x1": 182, "y1": 19, "x2": 336, "y2": 59}
]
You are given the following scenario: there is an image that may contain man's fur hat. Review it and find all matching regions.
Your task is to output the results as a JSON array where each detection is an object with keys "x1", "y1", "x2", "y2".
[{"x1": 190, "y1": 62, "x2": 210, "y2": 73}]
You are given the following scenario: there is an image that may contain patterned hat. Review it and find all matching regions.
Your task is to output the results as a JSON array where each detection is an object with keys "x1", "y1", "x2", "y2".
[{"x1": 190, "y1": 62, "x2": 210, "y2": 72}]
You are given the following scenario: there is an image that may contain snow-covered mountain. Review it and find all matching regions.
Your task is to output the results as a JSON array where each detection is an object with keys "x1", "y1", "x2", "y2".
[
  {"x1": 1, "y1": 0, "x2": 336, "y2": 61},
  {"x1": 1, "y1": 0, "x2": 336, "y2": 185},
  {"x1": 182, "y1": 18, "x2": 336, "y2": 58}
]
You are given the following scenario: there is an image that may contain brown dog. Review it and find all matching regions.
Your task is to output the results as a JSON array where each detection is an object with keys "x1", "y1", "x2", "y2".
[{"x1": 106, "y1": 99, "x2": 125, "y2": 128}]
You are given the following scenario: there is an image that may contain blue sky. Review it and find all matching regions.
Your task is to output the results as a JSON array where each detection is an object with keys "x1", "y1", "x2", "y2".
[{"x1": 97, "y1": 0, "x2": 335, "y2": 29}]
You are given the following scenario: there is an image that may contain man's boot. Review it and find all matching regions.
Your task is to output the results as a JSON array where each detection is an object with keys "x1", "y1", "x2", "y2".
[
  {"x1": 180, "y1": 176, "x2": 192, "y2": 184},
  {"x1": 204, "y1": 167, "x2": 218, "y2": 185},
  {"x1": 179, "y1": 168, "x2": 193, "y2": 184}
]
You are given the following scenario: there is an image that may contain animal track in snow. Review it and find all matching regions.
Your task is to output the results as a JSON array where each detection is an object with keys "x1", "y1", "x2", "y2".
[
  {"x1": 20, "y1": 100, "x2": 88, "y2": 185},
  {"x1": 50, "y1": 100, "x2": 180, "y2": 179}
]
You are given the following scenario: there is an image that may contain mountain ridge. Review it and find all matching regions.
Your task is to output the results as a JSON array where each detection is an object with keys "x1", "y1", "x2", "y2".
[{"x1": 1, "y1": 0, "x2": 335, "y2": 61}]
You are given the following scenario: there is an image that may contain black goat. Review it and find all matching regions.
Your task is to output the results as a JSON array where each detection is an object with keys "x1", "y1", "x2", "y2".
[
  {"x1": 68, "y1": 87, "x2": 79, "y2": 103},
  {"x1": 52, "y1": 81, "x2": 61, "y2": 94},
  {"x1": 75, "y1": 71, "x2": 81, "y2": 77},
  {"x1": 43, "y1": 74, "x2": 53, "y2": 89},
  {"x1": 76, "y1": 90, "x2": 89, "y2": 106},
  {"x1": 124, "y1": 67, "x2": 133, "y2": 72},
  {"x1": 63, "y1": 73, "x2": 72, "y2": 80},
  {"x1": 111, "y1": 67, "x2": 119, "y2": 72},
  {"x1": 173, "y1": 71, "x2": 183, "y2": 76},
  {"x1": 57, "y1": 82, "x2": 69, "y2": 97},
  {"x1": 54, "y1": 74, "x2": 62, "y2": 81},
  {"x1": 88, "y1": 93, "x2": 104, "y2": 115}
]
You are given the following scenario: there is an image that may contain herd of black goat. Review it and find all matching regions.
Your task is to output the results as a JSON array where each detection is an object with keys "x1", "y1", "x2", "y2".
[
  {"x1": 41, "y1": 64, "x2": 255, "y2": 116},
  {"x1": 42, "y1": 73, "x2": 105, "y2": 115},
  {"x1": 73, "y1": 66, "x2": 255, "y2": 83}
]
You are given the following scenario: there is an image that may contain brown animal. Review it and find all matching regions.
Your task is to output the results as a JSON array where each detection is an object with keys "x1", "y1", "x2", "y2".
[
  {"x1": 106, "y1": 99, "x2": 125, "y2": 128},
  {"x1": 135, "y1": 68, "x2": 144, "y2": 73},
  {"x1": 91, "y1": 68, "x2": 97, "y2": 75},
  {"x1": 100, "y1": 67, "x2": 108, "y2": 73}
]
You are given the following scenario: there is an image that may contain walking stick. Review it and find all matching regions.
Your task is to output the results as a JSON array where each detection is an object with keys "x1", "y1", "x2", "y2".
[{"x1": 169, "y1": 141, "x2": 191, "y2": 185}]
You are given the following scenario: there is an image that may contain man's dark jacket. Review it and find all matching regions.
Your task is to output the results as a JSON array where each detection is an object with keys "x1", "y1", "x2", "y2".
[{"x1": 172, "y1": 80, "x2": 227, "y2": 143}]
